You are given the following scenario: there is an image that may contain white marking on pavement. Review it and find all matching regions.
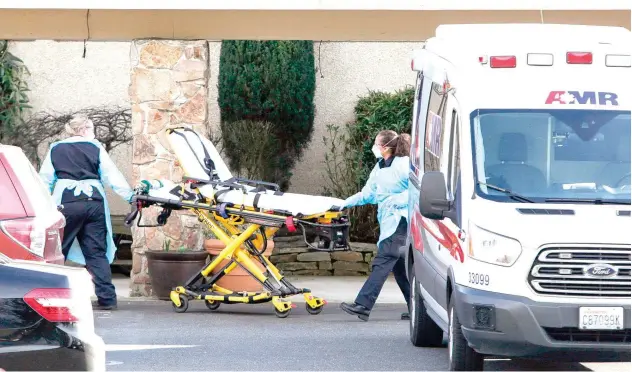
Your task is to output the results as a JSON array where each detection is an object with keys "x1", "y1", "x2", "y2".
[
  {"x1": 106, "y1": 361, "x2": 123, "y2": 366},
  {"x1": 106, "y1": 344, "x2": 199, "y2": 352}
]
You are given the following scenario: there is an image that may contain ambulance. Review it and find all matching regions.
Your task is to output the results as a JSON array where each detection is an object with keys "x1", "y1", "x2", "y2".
[{"x1": 405, "y1": 24, "x2": 631, "y2": 370}]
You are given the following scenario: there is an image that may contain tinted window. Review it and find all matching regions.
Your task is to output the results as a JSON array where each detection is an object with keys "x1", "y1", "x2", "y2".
[
  {"x1": 412, "y1": 74, "x2": 432, "y2": 177},
  {"x1": 423, "y1": 83, "x2": 448, "y2": 172},
  {"x1": 447, "y1": 111, "x2": 460, "y2": 196},
  {"x1": 0, "y1": 158, "x2": 26, "y2": 219},
  {"x1": 472, "y1": 109, "x2": 630, "y2": 203},
  {"x1": 6, "y1": 152, "x2": 57, "y2": 217}
]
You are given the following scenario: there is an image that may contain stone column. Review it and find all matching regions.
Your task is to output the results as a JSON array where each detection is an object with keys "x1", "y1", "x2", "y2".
[{"x1": 128, "y1": 40, "x2": 209, "y2": 297}]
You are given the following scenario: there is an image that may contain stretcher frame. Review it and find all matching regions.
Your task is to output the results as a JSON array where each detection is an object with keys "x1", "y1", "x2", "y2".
[{"x1": 125, "y1": 154, "x2": 351, "y2": 318}]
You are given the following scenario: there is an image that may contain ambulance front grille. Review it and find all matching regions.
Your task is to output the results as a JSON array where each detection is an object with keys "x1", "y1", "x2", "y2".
[{"x1": 528, "y1": 245, "x2": 631, "y2": 298}]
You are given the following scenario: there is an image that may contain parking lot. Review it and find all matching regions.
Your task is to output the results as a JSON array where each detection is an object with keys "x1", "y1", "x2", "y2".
[{"x1": 94, "y1": 299, "x2": 630, "y2": 371}]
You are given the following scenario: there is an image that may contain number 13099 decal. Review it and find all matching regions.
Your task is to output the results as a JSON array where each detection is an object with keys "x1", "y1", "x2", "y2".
[{"x1": 468, "y1": 272, "x2": 490, "y2": 286}]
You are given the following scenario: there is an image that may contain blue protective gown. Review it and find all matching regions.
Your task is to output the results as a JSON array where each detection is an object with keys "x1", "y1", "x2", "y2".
[
  {"x1": 343, "y1": 156, "x2": 410, "y2": 246},
  {"x1": 39, "y1": 136, "x2": 134, "y2": 265}
]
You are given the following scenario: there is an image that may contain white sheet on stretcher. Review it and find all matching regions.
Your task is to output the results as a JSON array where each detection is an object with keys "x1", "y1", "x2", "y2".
[{"x1": 163, "y1": 127, "x2": 345, "y2": 216}]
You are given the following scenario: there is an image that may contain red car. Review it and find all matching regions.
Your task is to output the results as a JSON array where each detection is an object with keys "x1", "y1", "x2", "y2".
[{"x1": 0, "y1": 144, "x2": 65, "y2": 265}]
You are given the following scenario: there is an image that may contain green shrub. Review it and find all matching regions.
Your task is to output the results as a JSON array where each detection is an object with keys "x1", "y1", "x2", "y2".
[
  {"x1": 0, "y1": 40, "x2": 31, "y2": 145},
  {"x1": 323, "y1": 86, "x2": 414, "y2": 243},
  {"x1": 220, "y1": 120, "x2": 279, "y2": 180},
  {"x1": 218, "y1": 40, "x2": 316, "y2": 191}
]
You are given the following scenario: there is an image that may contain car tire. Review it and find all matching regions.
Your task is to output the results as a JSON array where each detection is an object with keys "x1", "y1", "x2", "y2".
[
  {"x1": 448, "y1": 291, "x2": 484, "y2": 371},
  {"x1": 409, "y1": 269, "x2": 444, "y2": 347}
]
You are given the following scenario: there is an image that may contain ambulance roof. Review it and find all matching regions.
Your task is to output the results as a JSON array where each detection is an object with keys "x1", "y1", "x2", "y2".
[
  {"x1": 412, "y1": 24, "x2": 631, "y2": 111},
  {"x1": 434, "y1": 23, "x2": 630, "y2": 45}
]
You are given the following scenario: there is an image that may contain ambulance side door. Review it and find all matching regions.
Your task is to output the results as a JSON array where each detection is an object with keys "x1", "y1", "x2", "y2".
[
  {"x1": 417, "y1": 81, "x2": 452, "y2": 303},
  {"x1": 409, "y1": 72, "x2": 438, "y2": 300},
  {"x1": 433, "y1": 94, "x2": 464, "y2": 312}
]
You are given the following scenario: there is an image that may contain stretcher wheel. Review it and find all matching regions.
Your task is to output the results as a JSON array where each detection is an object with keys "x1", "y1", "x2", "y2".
[
  {"x1": 274, "y1": 308, "x2": 291, "y2": 318},
  {"x1": 305, "y1": 303, "x2": 324, "y2": 315},
  {"x1": 172, "y1": 294, "x2": 189, "y2": 313},
  {"x1": 205, "y1": 300, "x2": 220, "y2": 311}
]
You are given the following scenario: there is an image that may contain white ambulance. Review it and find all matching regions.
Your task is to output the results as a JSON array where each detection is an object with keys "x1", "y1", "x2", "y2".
[{"x1": 405, "y1": 24, "x2": 631, "y2": 370}]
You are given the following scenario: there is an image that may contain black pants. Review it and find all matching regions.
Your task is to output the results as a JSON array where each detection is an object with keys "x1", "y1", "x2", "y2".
[
  {"x1": 61, "y1": 200, "x2": 117, "y2": 306},
  {"x1": 355, "y1": 217, "x2": 410, "y2": 311}
]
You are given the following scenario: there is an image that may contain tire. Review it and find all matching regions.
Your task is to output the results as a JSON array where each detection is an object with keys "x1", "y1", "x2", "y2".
[
  {"x1": 205, "y1": 300, "x2": 220, "y2": 311},
  {"x1": 409, "y1": 269, "x2": 444, "y2": 347},
  {"x1": 448, "y1": 291, "x2": 484, "y2": 371},
  {"x1": 305, "y1": 303, "x2": 324, "y2": 315},
  {"x1": 172, "y1": 294, "x2": 189, "y2": 314}
]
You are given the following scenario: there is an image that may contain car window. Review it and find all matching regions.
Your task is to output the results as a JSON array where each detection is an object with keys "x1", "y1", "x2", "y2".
[
  {"x1": 0, "y1": 158, "x2": 27, "y2": 219},
  {"x1": 7, "y1": 152, "x2": 58, "y2": 216}
]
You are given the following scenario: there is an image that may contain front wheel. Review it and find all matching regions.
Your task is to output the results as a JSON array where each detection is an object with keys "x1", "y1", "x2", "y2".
[
  {"x1": 448, "y1": 292, "x2": 484, "y2": 371},
  {"x1": 409, "y1": 269, "x2": 444, "y2": 347},
  {"x1": 275, "y1": 308, "x2": 291, "y2": 318},
  {"x1": 172, "y1": 294, "x2": 189, "y2": 314},
  {"x1": 205, "y1": 300, "x2": 220, "y2": 311},
  {"x1": 306, "y1": 303, "x2": 324, "y2": 315}
]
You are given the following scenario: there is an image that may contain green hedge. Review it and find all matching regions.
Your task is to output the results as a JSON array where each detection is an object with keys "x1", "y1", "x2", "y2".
[
  {"x1": 0, "y1": 40, "x2": 31, "y2": 145},
  {"x1": 217, "y1": 40, "x2": 316, "y2": 191},
  {"x1": 323, "y1": 86, "x2": 414, "y2": 242}
]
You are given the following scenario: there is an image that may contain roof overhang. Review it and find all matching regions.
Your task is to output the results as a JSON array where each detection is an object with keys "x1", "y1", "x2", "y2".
[{"x1": 0, "y1": 1, "x2": 630, "y2": 41}]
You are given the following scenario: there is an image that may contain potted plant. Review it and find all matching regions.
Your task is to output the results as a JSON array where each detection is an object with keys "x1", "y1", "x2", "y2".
[
  {"x1": 203, "y1": 231, "x2": 275, "y2": 293},
  {"x1": 146, "y1": 239, "x2": 209, "y2": 300}
]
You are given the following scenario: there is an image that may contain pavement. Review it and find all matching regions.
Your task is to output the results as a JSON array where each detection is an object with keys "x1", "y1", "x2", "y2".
[
  {"x1": 95, "y1": 301, "x2": 630, "y2": 371},
  {"x1": 106, "y1": 274, "x2": 408, "y2": 304},
  {"x1": 93, "y1": 275, "x2": 630, "y2": 371}
]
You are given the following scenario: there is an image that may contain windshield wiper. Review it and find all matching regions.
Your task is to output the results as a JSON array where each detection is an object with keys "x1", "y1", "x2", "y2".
[
  {"x1": 477, "y1": 181, "x2": 536, "y2": 203},
  {"x1": 544, "y1": 198, "x2": 631, "y2": 205}
]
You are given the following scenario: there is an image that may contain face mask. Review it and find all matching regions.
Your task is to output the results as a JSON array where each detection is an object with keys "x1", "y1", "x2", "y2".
[{"x1": 371, "y1": 145, "x2": 383, "y2": 159}]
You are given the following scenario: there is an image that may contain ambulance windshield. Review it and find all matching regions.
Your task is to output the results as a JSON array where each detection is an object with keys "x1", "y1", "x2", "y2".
[{"x1": 471, "y1": 109, "x2": 631, "y2": 204}]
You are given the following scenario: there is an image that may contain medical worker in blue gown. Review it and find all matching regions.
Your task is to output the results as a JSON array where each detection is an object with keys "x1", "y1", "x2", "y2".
[
  {"x1": 340, "y1": 130, "x2": 412, "y2": 321},
  {"x1": 40, "y1": 115, "x2": 134, "y2": 311}
]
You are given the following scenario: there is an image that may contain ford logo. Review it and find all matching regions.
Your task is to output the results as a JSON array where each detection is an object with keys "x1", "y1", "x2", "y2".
[{"x1": 584, "y1": 263, "x2": 619, "y2": 278}]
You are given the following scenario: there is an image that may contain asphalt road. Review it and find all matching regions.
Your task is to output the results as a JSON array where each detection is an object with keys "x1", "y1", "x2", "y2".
[{"x1": 95, "y1": 301, "x2": 630, "y2": 371}]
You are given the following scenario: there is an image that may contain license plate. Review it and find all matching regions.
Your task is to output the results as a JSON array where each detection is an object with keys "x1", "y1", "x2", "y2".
[{"x1": 579, "y1": 307, "x2": 624, "y2": 330}]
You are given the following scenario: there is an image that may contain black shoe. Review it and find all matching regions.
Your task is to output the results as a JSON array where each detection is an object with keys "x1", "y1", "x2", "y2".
[
  {"x1": 92, "y1": 300, "x2": 117, "y2": 311},
  {"x1": 401, "y1": 312, "x2": 410, "y2": 320},
  {"x1": 340, "y1": 302, "x2": 370, "y2": 321}
]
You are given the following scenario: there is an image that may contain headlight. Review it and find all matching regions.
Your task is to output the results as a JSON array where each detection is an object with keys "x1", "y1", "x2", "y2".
[{"x1": 467, "y1": 223, "x2": 522, "y2": 267}]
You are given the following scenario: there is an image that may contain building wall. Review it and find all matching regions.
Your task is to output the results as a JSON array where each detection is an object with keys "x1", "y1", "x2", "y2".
[
  {"x1": 10, "y1": 40, "x2": 420, "y2": 214},
  {"x1": 9, "y1": 40, "x2": 133, "y2": 215}
]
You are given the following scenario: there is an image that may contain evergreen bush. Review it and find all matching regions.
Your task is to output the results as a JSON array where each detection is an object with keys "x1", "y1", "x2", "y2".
[
  {"x1": 218, "y1": 40, "x2": 316, "y2": 191},
  {"x1": 0, "y1": 40, "x2": 31, "y2": 145}
]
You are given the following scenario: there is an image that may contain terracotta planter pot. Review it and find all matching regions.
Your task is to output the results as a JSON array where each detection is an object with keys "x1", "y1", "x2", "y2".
[
  {"x1": 203, "y1": 239, "x2": 275, "y2": 292},
  {"x1": 146, "y1": 250, "x2": 209, "y2": 300}
]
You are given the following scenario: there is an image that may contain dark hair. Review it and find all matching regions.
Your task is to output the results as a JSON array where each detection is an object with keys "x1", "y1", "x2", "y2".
[{"x1": 377, "y1": 130, "x2": 411, "y2": 158}]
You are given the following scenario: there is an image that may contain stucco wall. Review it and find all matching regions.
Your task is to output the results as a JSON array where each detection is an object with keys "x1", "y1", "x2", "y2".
[
  {"x1": 9, "y1": 40, "x2": 420, "y2": 214},
  {"x1": 9, "y1": 40, "x2": 133, "y2": 215}
]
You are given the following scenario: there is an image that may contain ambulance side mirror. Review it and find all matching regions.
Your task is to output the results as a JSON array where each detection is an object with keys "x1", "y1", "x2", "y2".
[{"x1": 419, "y1": 171, "x2": 456, "y2": 221}]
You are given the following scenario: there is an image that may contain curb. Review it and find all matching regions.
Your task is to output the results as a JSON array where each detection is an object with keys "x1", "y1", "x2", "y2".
[{"x1": 93, "y1": 296, "x2": 407, "y2": 305}]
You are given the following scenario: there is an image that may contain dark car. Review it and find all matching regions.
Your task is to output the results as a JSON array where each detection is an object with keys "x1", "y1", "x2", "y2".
[{"x1": 0, "y1": 253, "x2": 106, "y2": 371}]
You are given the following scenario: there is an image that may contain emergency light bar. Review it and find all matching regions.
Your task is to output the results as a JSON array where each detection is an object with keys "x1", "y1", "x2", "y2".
[
  {"x1": 567, "y1": 52, "x2": 592, "y2": 64},
  {"x1": 489, "y1": 56, "x2": 516, "y2": 68},
  {"x1": 605, "y1": 54, "x2": 631, "y2": 67},
  {"x1": 527, "y1": 53, "x2": 553, "y2": 66},
  {"x1": 412, "y1": 49, "x2": 630, "y2": 72}
]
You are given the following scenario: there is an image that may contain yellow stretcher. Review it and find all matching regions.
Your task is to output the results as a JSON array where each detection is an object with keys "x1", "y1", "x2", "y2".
[{"x1": 124, "y1": 126, "x2": 351, "y2": 318}]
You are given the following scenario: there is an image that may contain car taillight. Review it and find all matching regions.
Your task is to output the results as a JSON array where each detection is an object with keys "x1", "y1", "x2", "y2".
[
  {"x1": 0, "y1": 215, "x2": 64, "y2": 260},
  {"x1": 23, "y1": 288, "x2": 79, "y2": 323},
  {"x1": 0, "y1": 217, "x2": 46, "y2": 257},
  {"x1": 48, "y1": 214, "x2": 65, "y2": 259}
]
